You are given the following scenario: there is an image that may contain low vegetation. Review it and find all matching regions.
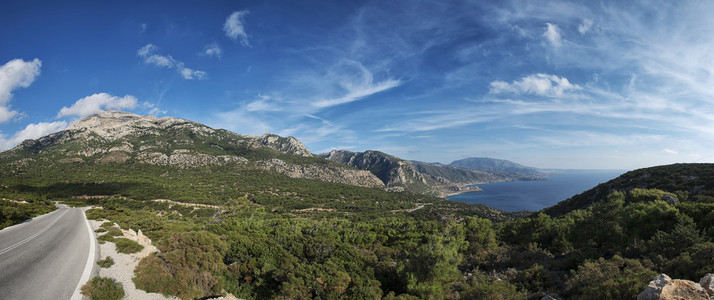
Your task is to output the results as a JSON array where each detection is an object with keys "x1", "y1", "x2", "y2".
[
  {"x1": 97, "y1": 256, "x2": 114, "y2": 268},
  {"x1": 114, "y1": 238, "x2": 143, "y2": 254},
  {"x1": 80, "y1": 276, "x2": 124, "y2": 300},
  {"x1": 4, "y1": 155, "x2": 714, "y2": 299}
]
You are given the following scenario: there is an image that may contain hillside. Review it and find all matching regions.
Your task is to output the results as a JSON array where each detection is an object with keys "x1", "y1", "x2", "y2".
[
  {"x1": 1, "y1": 111, "x2": 383, "y2": 189},
  {"x1": 449, "y1": 157, "x2": 545, "y2": 178},
  {"x1": 543, "y1": 163, "x2": 714, "y2": 216},
  {"x1": 319, "y1": 150, "x2": 524, "y2": 196},
  {"x1": 4, "y1": 111, "x2": 714, "y2": 299}
]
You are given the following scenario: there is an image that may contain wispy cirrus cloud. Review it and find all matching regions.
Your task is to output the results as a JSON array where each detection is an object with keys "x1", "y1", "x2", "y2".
[
  {"x1": 0, "y1": 58, "x2": 42, "y2": 122},
  {"x1": 137, "y1": 44, "x2": 207, "y2": 80},
  {"x1": 224, "y1": 10, "x2": 250, "y2": 46}
]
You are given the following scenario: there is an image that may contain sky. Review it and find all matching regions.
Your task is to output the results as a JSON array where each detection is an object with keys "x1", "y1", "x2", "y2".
[{"x1": 2, "y1": 0, "x2": 714, "y2": 170}]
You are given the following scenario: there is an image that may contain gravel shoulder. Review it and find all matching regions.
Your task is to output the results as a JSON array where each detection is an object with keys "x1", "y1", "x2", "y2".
[{"x1": 88, "y1": 219, "x2": 176, "y2": 300}]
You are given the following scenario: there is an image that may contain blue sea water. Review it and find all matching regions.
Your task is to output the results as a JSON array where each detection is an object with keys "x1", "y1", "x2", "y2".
[{"x1": 446, "y1": 169, "x2": 626, "y2": 212}]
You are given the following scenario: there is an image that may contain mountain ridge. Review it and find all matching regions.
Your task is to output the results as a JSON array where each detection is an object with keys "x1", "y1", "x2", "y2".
[{"x1": 2, "y1": 110, "x2": 384, "y2": 189}]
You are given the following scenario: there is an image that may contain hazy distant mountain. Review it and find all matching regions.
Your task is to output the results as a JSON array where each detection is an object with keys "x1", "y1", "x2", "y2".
[{"x1": 448, "y1": 157, "x2": 546, "y2": 178}]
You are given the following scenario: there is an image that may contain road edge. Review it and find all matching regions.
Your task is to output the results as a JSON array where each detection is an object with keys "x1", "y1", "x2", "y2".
[{"x1": 70, "y1": 208, "x2": 97, "y2": 300}]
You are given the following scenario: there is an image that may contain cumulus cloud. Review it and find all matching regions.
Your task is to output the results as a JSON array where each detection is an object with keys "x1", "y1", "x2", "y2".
[
  {"x1": 224, "y1": 10, "x2": 251, "y2": 46},
  {"x1": 489, "y1": 73, "x2": 581, "y2": 97},
  {"x1": 201, "y1": 43, "x2": 222, "y2": 59},
  {"x1": 0, "y1": 58, "x2": 42, "y2": 122},
  {"x1": 543, "y1": 23, "x2": 562, "y2": 47},
  {"x1": 578, "y1": 18, "x2": 593, "y2": 34},
  {"x1": 0, "y1": 121, "x2": 67, "y2": 150},
  {"x1": 136, "y1": 44, "x2": 206, "y2": 80},
  {"x1": 178, "y1": 65, "x2": 207, "y2": 80},
  {"x1": 57, "y1": 93, "x2": 138, "y2": 118}
]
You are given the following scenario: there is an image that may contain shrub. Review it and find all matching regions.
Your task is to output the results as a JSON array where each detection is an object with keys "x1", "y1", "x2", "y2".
[
  {"x1": 565, "y1": 255, "x2": 657, "y2": 300},
  {"x1": 114, "y1": 238, "x2": 143, "y2": 254},
  {"x1": 80, "y1": 276, "x2": 124, "y2": 300},
  {"x1": 97, "y1": 227, "x2": 123, "y2": 244},
  {"x1": 97, "y1": 256, "x2": 114, "y2": 268},
  {"x1": 133, "y1": 231, "x2": 227, "y2": 299}
]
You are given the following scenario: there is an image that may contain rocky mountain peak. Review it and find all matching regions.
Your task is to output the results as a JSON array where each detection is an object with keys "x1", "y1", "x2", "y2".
[
  {"x1": 254, "y1": 133, "x2": 312, "y2": 157},
  {"x1": 67, "y1": 110, "x2": 203, "y2": 141}
]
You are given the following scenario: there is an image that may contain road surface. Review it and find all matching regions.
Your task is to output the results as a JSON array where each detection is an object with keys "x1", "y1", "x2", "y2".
[{"x1": 0, "y1": 205, "x2": 96, "y2": 299}]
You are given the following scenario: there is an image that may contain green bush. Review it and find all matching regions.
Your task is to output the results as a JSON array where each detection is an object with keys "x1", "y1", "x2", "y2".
[
  {"x1": 80, "y1": 276, "x2": 124, "y2": 300},
  {"x1": 98, "y1": 256, "x2": 114, "y2": 268},
  {"x1": 565, "y1": 255, "x2": 657, "y2": 300},
  {"x1": 114, "y1": 238, "x2": 143, "y2": 254},
  {"x1": 133, "y1": 231, "x2": 227, "y2": 299},
  {"x1": 97, "y1": 227, "x2": 123, "y2": 244}
]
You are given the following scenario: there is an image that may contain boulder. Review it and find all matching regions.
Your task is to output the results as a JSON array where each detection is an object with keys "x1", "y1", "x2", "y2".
[
  {"x1": 638, "y1": 274, "x2": 710, "y2": 300},
  {"x1": 700, "y1": 273, "x2": 714, "y2": 297},
  {"x1": 638, "y1": 274, "x2": 671, "y2": 300},
  {"x1": 660, "y1": 279, "x2": 708, "y2": 300}
]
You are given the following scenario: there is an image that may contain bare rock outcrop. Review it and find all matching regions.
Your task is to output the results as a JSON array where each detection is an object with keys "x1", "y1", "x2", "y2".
[
  {"x1": 253, "y1": 133, "x2": 312, "y2": 157},
  {"x1": 638, "y1": 273, "x2": 710, "y2": 300},
  {"x1": 256, "y1": 158, "x2": 384, "y2": 188}
]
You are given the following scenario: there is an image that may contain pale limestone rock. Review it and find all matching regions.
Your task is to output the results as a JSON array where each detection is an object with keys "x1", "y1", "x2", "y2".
[
  {"x1": 638, "y1": 274, "x2": 710, "y2": 300},
  {"x1": 660, "y1": 279, "x2": 708, "y2": 300},
  {"x1": 638, "y1": 274, "x2": 671, "y2": 300}
]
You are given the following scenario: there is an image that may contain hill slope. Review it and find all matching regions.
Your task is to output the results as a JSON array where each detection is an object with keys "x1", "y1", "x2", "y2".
[
  {"x1": 449, "y1": 157, "x2": 545, "y2": 178},
  {"x1": 1, "y1": 110, "x2": 383, "y2": 189},
  {"x1": 543, "y1": 163, "x2": 714, "y2": 216},
  {"x1": 319, "y1": 150, "x2": 528, "y2": 196}
]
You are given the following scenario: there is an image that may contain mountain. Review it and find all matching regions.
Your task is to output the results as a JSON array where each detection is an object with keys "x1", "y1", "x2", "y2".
[
  {"x1": 2, "y1": 110, "x2": 383, "y2": 189},
  {"x1": 543, "y1": 163, "x2": 714, "y2": 216},
  {"x1": 448, "y1": 157, "x2": 545, "y2": 178},
  {"x1": 318, "y1": 150, "x2": 528, "y2": 196}
]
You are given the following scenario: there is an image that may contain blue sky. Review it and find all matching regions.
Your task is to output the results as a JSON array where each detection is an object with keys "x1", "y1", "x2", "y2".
[{"x1": 2, "y1": 0, "x2": 714, "y2": 169}]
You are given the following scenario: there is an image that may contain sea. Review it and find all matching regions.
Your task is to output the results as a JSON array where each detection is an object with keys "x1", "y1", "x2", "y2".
[{"x1": 446, "y1": 169, "x2": 626, "y2": 212}]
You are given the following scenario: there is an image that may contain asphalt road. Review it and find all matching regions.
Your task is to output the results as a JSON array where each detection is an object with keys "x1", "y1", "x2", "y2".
[{"x1": 0, "y1": 205, "x2": 96, "y2": 300}]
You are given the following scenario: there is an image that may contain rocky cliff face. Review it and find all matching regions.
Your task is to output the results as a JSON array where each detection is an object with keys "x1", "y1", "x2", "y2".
[
  {"x1": 2, "y1": 110, "x2": 383, "y2": 189},
  {"x1": 319, "y1": 149, "x2": 521, "y2": 196}
]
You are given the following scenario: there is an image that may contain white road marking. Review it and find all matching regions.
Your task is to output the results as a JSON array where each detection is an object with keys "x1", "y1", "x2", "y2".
[
  {"x1": 70, "y1": 209, "x2": 96, "y2": 300},
  {"x1": 0, "y1": 209, "x2": 69, "y2": 256}
]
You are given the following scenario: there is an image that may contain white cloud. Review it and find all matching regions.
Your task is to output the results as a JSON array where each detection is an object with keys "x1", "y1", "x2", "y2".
[
  {"x1": 224, "y1": 10, "x2": 251, "y2": 46},
  {"x1": 145, "y1": 55, "x2": 175, "y2": 68},
  {"x1": 663, "y1": 148, "x2": 678, "y2": 154},
  {"x1": 312, "y1": 60, "x2": 401, "y2": 108},
  {"x1": 0, "y1": 58, "x2": 42, "y2": 122},
  {"x1": 578, "y1": 18, "x2": 593, "y2": 34},
  {"x1": 178, "y1": 65, "x2": 207, "y2": 80},
  {"x1": 489, "y1": 73, "x2": 581, "y2": 97},
  {"x1": 201, "y1": 43, "x2": 222, "y2": 58},
  {"x1": 543, "y1": 23, "x2": 562, "y2": 47},
  {"x1": 0, "y1": 121, "x2": 67, "y2": 150},
  {"x1": 136, "y1": 44, "x2": 157, "y2": 57},
  {"x1": 313, "y1": 79, "x2": 401, "y2": 108},
  {"x1": 57, "y1": 93, "x2": 138, "y2": 118},
  {"x1": 137, "y1": 44, "x2": 206, "y2": 80}
]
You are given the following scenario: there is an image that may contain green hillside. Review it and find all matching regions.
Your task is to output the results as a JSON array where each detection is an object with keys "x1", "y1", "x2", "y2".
[{"x1": 2, "y1": 112, "x2": 713, "y2": 299}]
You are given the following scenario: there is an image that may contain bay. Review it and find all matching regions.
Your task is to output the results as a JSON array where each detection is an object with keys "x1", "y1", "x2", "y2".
[{"x1": 446, "y1": 169, "x2": 626, "y2": 212}]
